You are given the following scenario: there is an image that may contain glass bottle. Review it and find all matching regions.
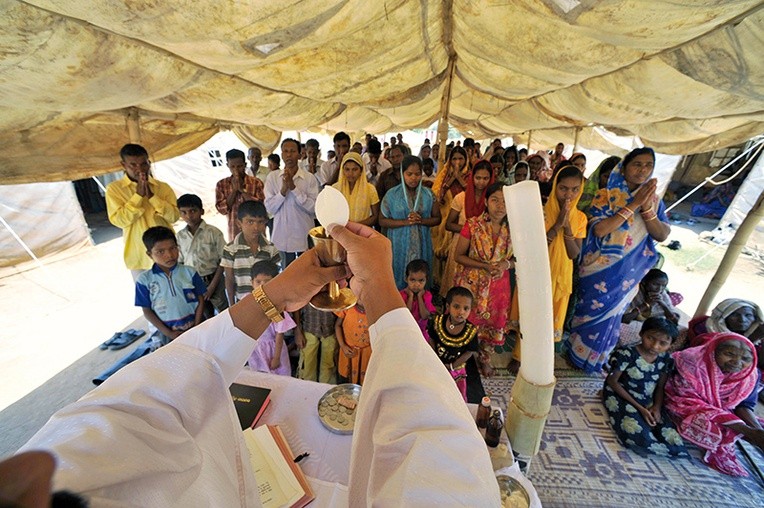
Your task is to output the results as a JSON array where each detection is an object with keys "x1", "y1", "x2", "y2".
[
  {"x1": 475, "y1": 396, "x2": 491, "y2": 428},
  {"x1": 484, "y1": 410, "x2": 503, "y2": 447}
]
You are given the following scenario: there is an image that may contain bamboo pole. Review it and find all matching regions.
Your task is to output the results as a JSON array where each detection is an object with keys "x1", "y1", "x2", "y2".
[
  {"x1": 126, "y1": 108, "x2": 142, "y2": 144},
  {"x1": 573, "y1": 126, "x2": 581, "y2": 152},
  {"x1": 436, "y1": 55, "x2": 456, "y2": 170},
  {"x1": 695, "y1": 189, "x2": 764, "y2": 317},
  {"x1": 526, "y1": 131, "x2": 532, "y2": 152}
]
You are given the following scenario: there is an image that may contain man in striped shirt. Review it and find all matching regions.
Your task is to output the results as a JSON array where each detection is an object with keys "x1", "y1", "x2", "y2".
[{"x1": 220, "y1": 200, "x2": 279, "y2": 304}]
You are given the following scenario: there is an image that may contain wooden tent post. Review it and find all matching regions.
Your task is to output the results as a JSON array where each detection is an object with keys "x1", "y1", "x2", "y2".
[
  {"x1": 436, "y1": 56, "x2": 456, "y2": 169},
  {"x1": 694, "y1": 189, "x2": 764, "y2": 317},
  {"x1": 526, "y1": 131, "x2": 532, "y2": 151},
  {"x1": 573, "y1": 127, "x2": 581, "y2": 152},
  {"x1": 126, "y1": 108, "x2": 142, "y2": 144}
]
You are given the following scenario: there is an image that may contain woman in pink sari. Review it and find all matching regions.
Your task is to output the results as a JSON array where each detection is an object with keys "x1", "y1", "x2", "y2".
[{"x1": 665, "y1": 332, "x2": 764, "y2": 476}]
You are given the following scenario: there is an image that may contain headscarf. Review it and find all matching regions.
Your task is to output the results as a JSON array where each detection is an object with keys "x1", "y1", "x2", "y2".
[
  {"x1": 707, "y1": 298, "x2": 764, "y2": 336},
  {"x1": 586, "y1": 147, "x2": 658, "y2": 258},
  {"x1": 526, "y1": 154, "x2": 547, "y2": 182},
  {"x1": 665, "y1": 332, "x2": 759, "y2": 475},
  {"x1": 579, "y1": 156, "x2": 621, "y2": 212},
  {"x1": 544, "y1": 166, "x2": 586, "y2": 302},
  {"x1": 398, "y1": 154, "x2": 425, "y2": 213},
  {"x1": 433, "y1": 146, "x2": 470, "y2": 198},
  {"x1": 508, "y1": 161, "x2": 529, "y2": 184},
  {"x1": 464, "y1": 160, "x2": 496, "y2": 219},
  {"x1": 333, "y1": 152, "x2": 376, "y2": 222}
]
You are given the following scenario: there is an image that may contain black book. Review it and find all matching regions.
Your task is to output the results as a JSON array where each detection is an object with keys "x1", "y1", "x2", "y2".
[{"x1": 230, "y1": 383, "x2": 272, "y2": 430}]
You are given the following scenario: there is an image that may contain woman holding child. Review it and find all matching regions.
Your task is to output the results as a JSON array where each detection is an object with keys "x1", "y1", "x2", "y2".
[
  {"x1": 454, "y1": 182, "x2": 513, "y2": 375},
  {"x1": 567, "y1": 147, "x2": 671, "y2": 373}
]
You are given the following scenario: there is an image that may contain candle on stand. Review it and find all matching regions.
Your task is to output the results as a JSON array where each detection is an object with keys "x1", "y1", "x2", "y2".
[
  {"x1": 502, "y1": 181, "x2": 557, "y2": 467},
  {"x1": 502, "y1": 181, "x2": 554, "y2": 386}
]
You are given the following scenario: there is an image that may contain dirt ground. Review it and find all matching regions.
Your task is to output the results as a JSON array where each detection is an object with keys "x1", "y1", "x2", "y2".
[{"x1": 0, "y1": 208, "x2": 762, "y2": 414}]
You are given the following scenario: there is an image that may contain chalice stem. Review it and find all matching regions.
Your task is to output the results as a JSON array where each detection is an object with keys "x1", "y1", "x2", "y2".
[{"x1": 329, "y1": 281, "x2": 340, "y2": 299}]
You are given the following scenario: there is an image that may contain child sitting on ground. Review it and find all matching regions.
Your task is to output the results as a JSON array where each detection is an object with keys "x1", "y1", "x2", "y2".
[
  {"x1": 247, "y1": 261, "x2": 295, "y2": 376},
  {"x1": 176, "y1": 193, "x2": 228, "y2": 318},
  {"x1": 622, "y1": 269, "x2": 680, "y2": 325},
  {"x1": 294, "y1": 304, "x2": 338, "y2": 384},
  {"x1": 426, "y1": 286, "x2": 479, "y2": 402},
  {"x1": 136, "y1": 226, "x2": 206, "y2": 343},
  {"x1": 335, "y1": 302, "x2": 371, "y2": 385},
  {"x1": 400, "y1": 259, "x2": 437, "y2": 336},
  {"x1": 604, "y1": 317, "x2": 687, "y2": 457},
  {"x1": 220, "y1": 200, "x2": 280, "y2": 305}
]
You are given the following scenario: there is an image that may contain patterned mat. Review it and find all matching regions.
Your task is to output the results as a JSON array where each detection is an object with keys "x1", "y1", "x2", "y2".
[{"x1": 482, "y1": 376, "x2": 764, "y2": 508}]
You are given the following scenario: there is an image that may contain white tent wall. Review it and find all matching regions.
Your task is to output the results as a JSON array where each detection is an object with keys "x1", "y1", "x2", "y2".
[
  {"x1": 151, "y1": 131, "x2": 245, "y2": 216},
  {"x1": 0, "y1": 182, "x2": 91, "y2": 269},
  {"x1": 714, "y1": 151, "x2": 764, "y2": 251}
]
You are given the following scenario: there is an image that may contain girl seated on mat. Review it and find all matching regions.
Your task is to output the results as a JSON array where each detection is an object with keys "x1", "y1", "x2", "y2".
[{"x1": 604, "y1": 317, "x2": 688, "y2": 458}]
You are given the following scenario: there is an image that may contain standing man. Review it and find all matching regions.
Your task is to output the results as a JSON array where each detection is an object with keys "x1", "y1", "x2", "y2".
[
  {"x1": 247, "y1": 146, "x2": 269, "y2": 182},
  {"x1": 264, "y1": 138, "x2": 320, "y2": 268},
  {"x1": 298, "y1": 138, "x2": 325, "y2": 181},
  {"x1": 106, "y1": 144, "x2": 179, "y2": 280},
  {"x1": 362, "y1": 138, "x2": 391, "y2": 186},
  {"x1": 318, "y1": 131, "x2": 351, "y2": 186},
  {"x1": 375, "y1": 144, "x2": 405, "y2": 201},
  {"x1": 216, "y1": 148, "x2": 265, "y2": 241}
]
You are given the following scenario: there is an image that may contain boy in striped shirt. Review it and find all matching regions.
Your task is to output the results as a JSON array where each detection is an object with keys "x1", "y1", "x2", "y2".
[{"x1": 220, "y1": 200, "x2": 280, "y2": 304}]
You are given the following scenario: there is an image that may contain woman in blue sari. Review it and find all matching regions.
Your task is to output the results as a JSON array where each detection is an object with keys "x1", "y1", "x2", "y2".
[
  {"x1": 567, "y1": 147, "x2": 671, "y2": 373},
  {"x1": 379, "y1": 155, "x2": 441, "y2": 289}
]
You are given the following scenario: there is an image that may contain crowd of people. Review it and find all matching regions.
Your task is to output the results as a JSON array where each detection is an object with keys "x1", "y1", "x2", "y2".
[{"x1": 102, "y1": 134, "x2": 764, "y2": 478}]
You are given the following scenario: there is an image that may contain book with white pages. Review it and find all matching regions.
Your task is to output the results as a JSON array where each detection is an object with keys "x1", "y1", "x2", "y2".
[{"x1": 243, "y1": 425, "x2": 315, "y2": 508}]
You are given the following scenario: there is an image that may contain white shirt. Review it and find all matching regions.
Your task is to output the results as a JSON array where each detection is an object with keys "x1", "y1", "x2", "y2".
[
  {"x1": 362, "y1": 154, "x2": 392, "y2": 186},
  {"x1": 263, "y1": 168, "x2": 319, "y2": 253},
  {"x1": 318, "y1": 159, "x2": 338, "y2": 187},
  {"x1": 20, "y1": 308, "x2": 500, "y2": 507},
  {"x1": 298, "y1": 158, "x2": 325, "y2": 181}
]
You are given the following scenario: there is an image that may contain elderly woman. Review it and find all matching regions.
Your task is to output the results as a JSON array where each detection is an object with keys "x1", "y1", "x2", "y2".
[
  {"x1": 566, "y1": 147, "x2": 671, "y2": 373},
  {"x1": 688, "y1": 298, "x2": 764, "y2": 347},
  {"x1": 665, "y1": 333, "x2": 764, "y2": 476}
]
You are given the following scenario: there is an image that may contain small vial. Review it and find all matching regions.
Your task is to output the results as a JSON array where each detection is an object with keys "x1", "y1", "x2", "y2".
[
  {"x1": 485, "y1": 410, "x2": 503, "y2": 447},
  {"x1": 475, "y1": 396, "x2": 491, "y2": 428}
]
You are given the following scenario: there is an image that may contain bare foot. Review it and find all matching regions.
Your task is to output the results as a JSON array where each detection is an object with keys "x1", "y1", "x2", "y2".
[
  {"x1": 479, "y1": 362, "x2": 495, "y2": 378},
  {"x1": 507, "y1": 359, "x2": 520, "y2": 375}
]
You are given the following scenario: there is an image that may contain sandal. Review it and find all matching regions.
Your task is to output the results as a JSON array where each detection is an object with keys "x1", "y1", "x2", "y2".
[{"x1": 108, "y1": 329, "x2": 146, "y2": 350}]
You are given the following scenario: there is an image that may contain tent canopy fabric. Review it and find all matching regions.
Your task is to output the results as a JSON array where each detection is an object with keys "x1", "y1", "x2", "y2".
[{"x1": 1, "y1": 0, "x2": 763, "y2": 184}]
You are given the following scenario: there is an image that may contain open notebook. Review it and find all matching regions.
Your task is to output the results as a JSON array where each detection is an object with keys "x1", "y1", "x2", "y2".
[{"x1": 243, "y1": 425, "x2": 315, "y2": 508}]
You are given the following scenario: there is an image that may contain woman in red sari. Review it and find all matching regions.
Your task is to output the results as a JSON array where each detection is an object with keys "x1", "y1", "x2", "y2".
[
  {"x1": 454, "y1": 183, "x2": 514, "y2": 376},
  {"x1": 665, "y1": 332, "x2": 764, "y2": 476}
]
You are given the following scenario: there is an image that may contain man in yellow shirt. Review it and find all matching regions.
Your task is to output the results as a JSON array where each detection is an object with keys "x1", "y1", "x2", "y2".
[{"x1": 106, "y1": 144, "x2": 179, "y2": 279}]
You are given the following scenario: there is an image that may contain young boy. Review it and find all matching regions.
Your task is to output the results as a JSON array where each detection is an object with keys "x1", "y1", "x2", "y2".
[
  {"x1": 220, "y1": 200, "x2": 280, "y2": 305},
  {"x1": 135, "y1": 226, "x2": 206, "y2": 343},
  {"x1": 400, "y1": 259, "x2": 437, "y2": 337},
  {"x1": 176, "y1": 194, "x2": 228, "y2": 318},
  {"x1": 294, "y1": 304, "x2": 338, "y2": 384},
  {"x1": 421, "y1": 157, "x2": 436, "y2": 188},
  {"x1": 247, "y1": 261, "x2": 295, "y2": 376},
  {"x1": 426, "y1": 286, "x2": 479, "y2": 402}
]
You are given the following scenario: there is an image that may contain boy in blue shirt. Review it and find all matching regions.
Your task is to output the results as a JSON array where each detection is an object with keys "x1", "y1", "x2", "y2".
[{"x1": 136, "y1": 226, "x2": 206, "y2": 342}]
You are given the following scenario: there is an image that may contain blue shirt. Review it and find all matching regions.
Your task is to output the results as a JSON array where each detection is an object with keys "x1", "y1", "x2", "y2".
[{"x1": 135, "y1": 264, "x2": 206, "y2": 330}]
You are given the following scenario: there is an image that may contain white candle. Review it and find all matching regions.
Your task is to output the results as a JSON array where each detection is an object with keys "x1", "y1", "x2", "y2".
[{"x1": 502, "y1": 182, "x2": 555, "y2": 386}]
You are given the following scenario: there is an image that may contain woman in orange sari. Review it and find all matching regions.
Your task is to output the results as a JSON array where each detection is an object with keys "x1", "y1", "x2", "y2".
[
  {"x1": 454, "y1": 183, "x2": 514, "y2": 376},
  {"x1": 431, "y1": 147, "x2": 469, "y2": 287}
]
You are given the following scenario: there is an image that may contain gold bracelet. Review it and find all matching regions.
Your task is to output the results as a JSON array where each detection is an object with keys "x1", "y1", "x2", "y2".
[{"x1": 252, "y1": 285, "x2": 284, "y2": 322}]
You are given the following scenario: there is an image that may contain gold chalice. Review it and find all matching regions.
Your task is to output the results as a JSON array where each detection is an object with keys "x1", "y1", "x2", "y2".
[{"x1": 308, "y1": 226, "x2": 357, "y2": 311}]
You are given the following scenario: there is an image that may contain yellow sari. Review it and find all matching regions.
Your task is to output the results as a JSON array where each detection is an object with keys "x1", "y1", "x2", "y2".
[
  {"x1": 544, "y1": 168, "x2": 587, "y2": 341},
  {"x1": 431, "y1": 148, "x2": 470, "y2": 284},
  {"x1": 333, "y1": 152, "x2": 379, "y2": 222}
]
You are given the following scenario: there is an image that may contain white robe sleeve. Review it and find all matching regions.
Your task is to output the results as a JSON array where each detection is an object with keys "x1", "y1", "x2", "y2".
[
  {"x1": 348, "y1": 308, "x2": 501, "y2": 507},
  {"x1": 19, "y1": 311, "x2": 261, "y2": 508}
]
